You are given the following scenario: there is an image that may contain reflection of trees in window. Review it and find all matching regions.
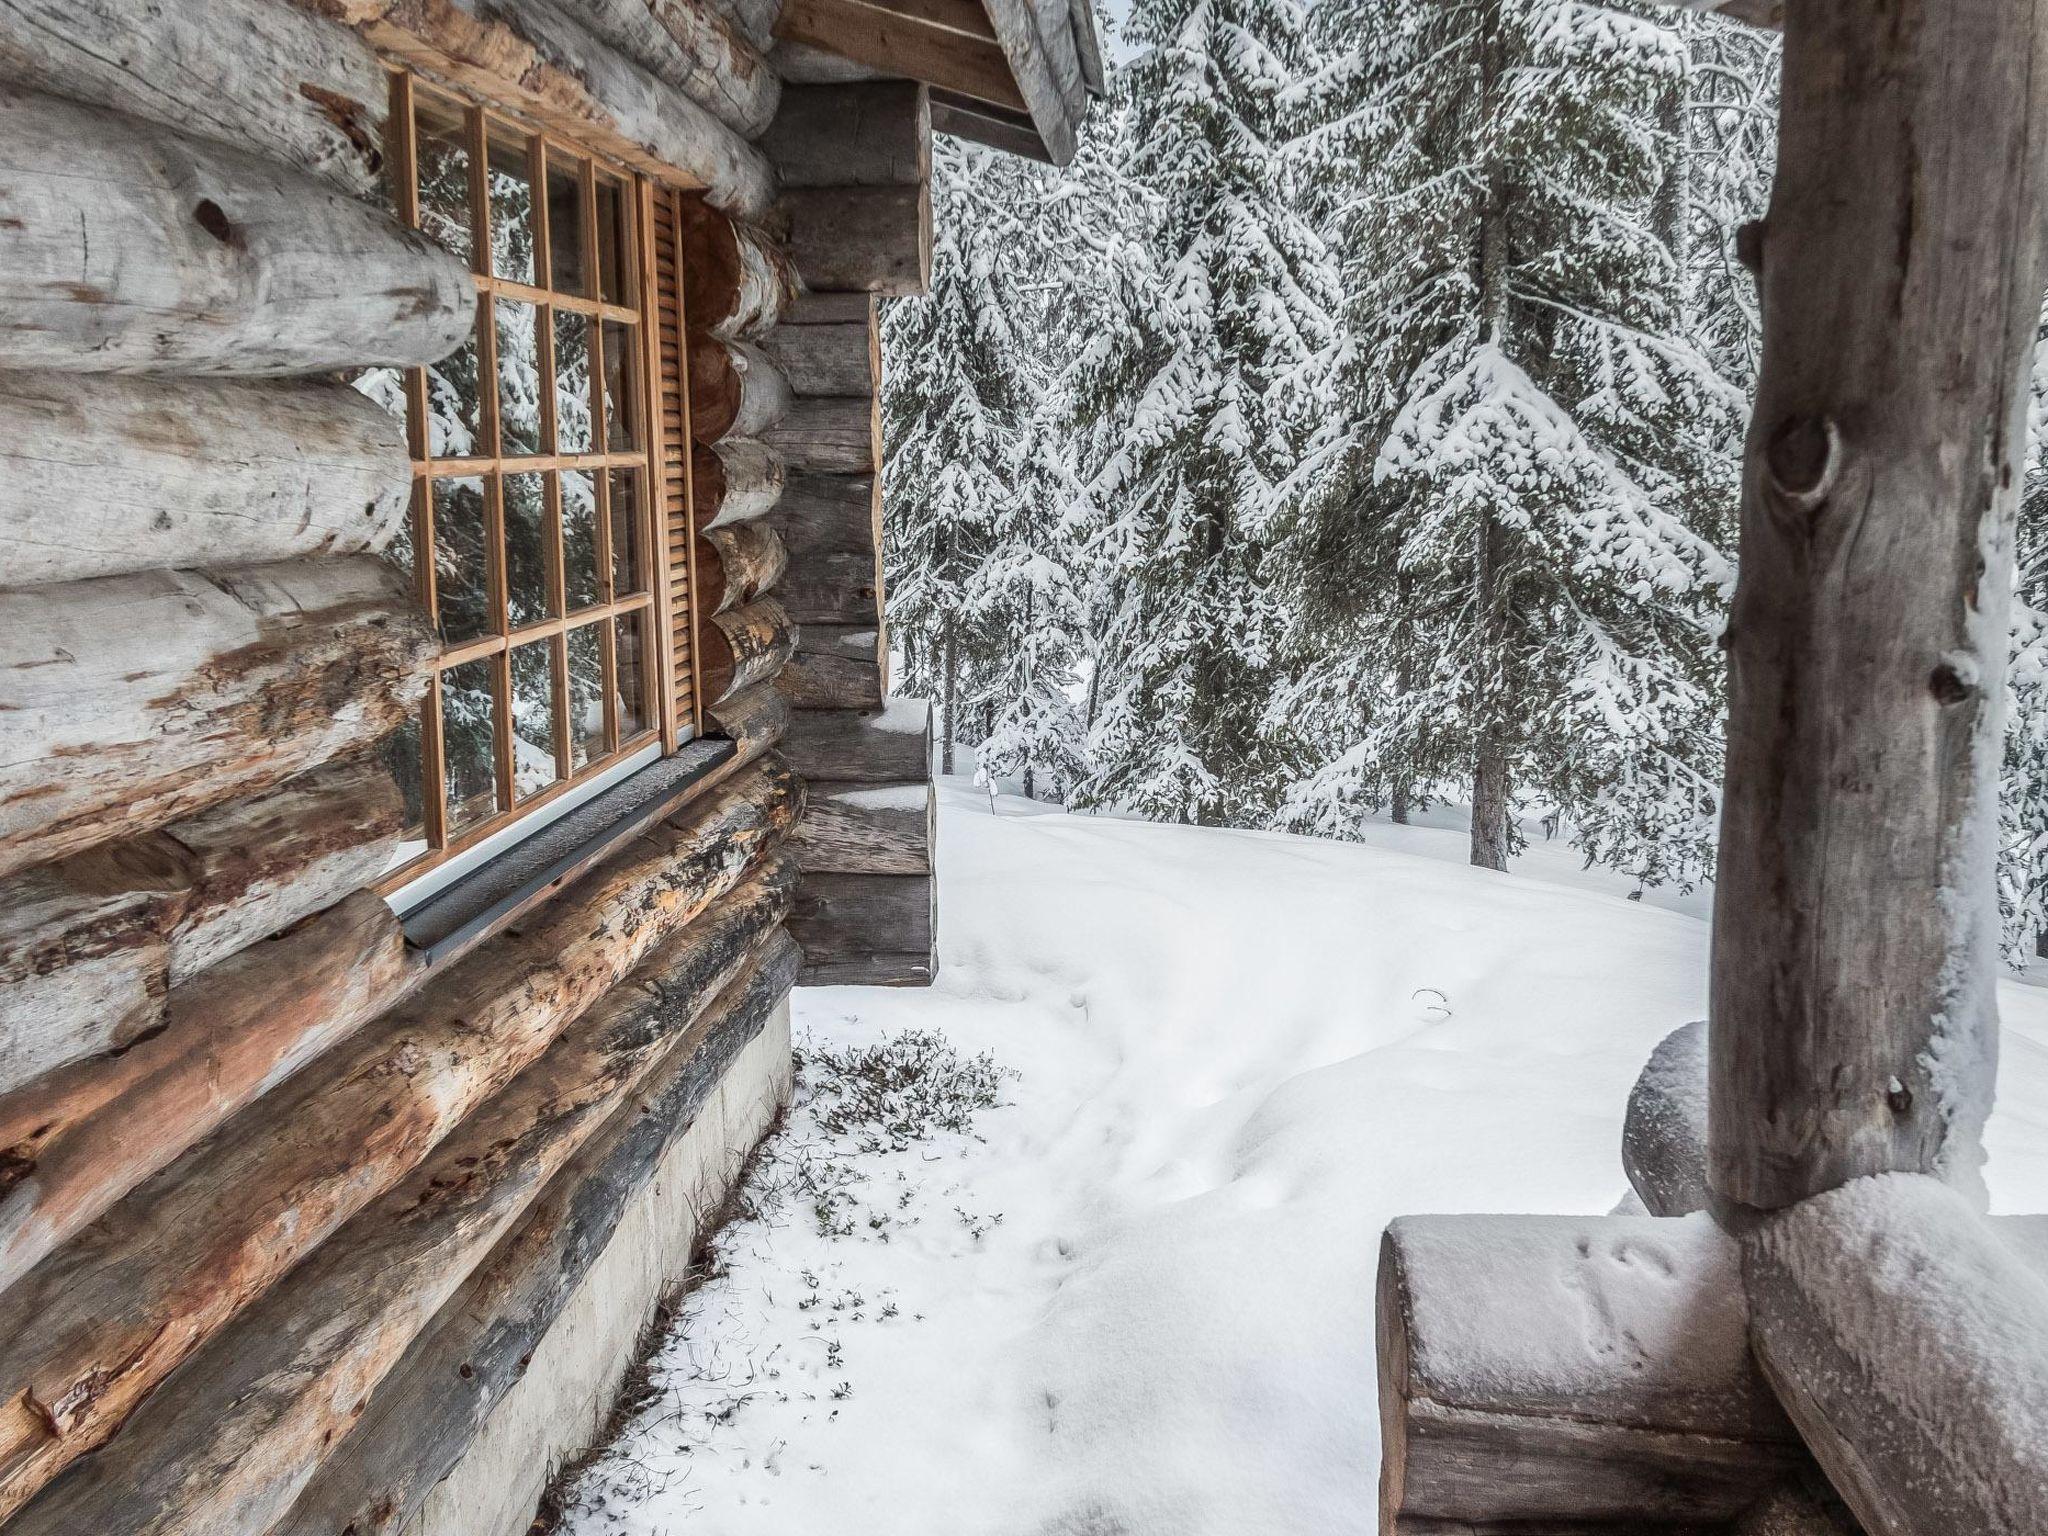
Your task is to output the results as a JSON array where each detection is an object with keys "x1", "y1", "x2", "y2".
[
  {"x1": 509, "y1": 641, "x2": 561, "y2": 800},
  {"x1": 441, "y1": 658, "x2": 500, "y2": 835}
]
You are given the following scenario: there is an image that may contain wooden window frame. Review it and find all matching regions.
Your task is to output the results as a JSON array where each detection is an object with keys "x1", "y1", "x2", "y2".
[{"x1": 376, "y1": 69, "x2": 699, "y2": 893}]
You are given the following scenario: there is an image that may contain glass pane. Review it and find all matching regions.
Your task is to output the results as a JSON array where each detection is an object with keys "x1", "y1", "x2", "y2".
[
  {"x1": 560, "y1": 470, "x2": 601, "y2": 611},
  {"x1": 485, "y1": 125, "x2": 535, "y2": 286},
  {"x1": 415, "y1": 95, "x2": 472, "y2": 264},
  {"x1": 607, "y1": 468, "x2": 643, "y2": 597},
  {"x1": 567, "y1": 622, "x2": 607, "y2": 770},
  {"x1": 509, "y1": 640, "x2": 562, "y2": 802},
  {"x1": 502, "y1": 471, "x2": 553, "y2": 628},
  {"x1": 381, "y1": 714, "x2": 427, "y2": 846},
  {"x1": 431, "y1": 476, "x2": 491, "y2": 644},
  {"x1": 440, "y1": 657, "x2": 501, "y2": 835},
  {"x1": 595, "y1": 175, "x2": 628, "y2": 304},
  {"x1": 552, "y1": 310, "x2": 593, "y2": 455},
  {"x1": 615, "y1": 612, "x2": 651, "y2": 739},
  {"x1": 495, "y1": 299, "x2": 543, "y2": 457},
  {"x1": 547, "y1": 158, "x2": 588, "y2": 296},
  {"x1": 600, "y1": 320, "x2": 636, "y2": 451},
  {"x1": 421, "y1": 315, "x2": 483, "y2": 460}
]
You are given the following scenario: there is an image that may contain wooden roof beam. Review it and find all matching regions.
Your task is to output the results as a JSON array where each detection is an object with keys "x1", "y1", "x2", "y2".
[{"x1": 773, "y1": 0, "x2": 1027, "y2": 114}]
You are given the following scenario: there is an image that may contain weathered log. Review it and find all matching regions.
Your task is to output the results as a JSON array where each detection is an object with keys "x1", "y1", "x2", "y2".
[
  {"x1": 0, "y1": 372, "x2": 411, "y2": 586},
  {"x1": 763, "y1": 394, "x2": 879, "y2": 472},
  {"x1": 793, "y1": 780, "x2": 932, "y2": 875},
  {"x1": 1708, "y1": 0, "x2": 2048, "y2": 1208},
  {"x1": 310, "y1": 0, "x2": 776, "y2": 219},
  {"x1": 562, "y1": 0, "x2": 780, "y2": 137},
  {"x1": 778, "y1": 183, "x2": 933, "y2": 295},
  {"x1": 0, "y1": 760, "x2": 801, "y2": 1517},
  {"x1": 0, "y1": 85, "x2": 474, "y2": 377},
  {"x1": 699, "y1": 597, "x2": 798, "y2": 705},
  {"x1": 0, "y1": 557, "x2": 433, "y2": 881},
  {"x1": 707, "y1": 682, "x2": 792, "y2": 765},
  {"x1": 0, "y1": 0, "x2": 390, "y2": 197},
  {"x1": 698, "y1": 523, "x2": 790, "y2": 614},
  {"x1": 272, "y1": 922, "x2": 799, "y2": 1536},
  {"x1": 1624, "y1": 1020, "x2": 1711, "y2": 1219},
  {"x1": 703, "y1": 0, "x2": 783, "y2": 51},
  {"x1": 790, "y1": 871, "x2": 933, "y2": 987},
  {"x1": 688, "y1": 335, "x2": 792, "y2": 443},
  {"x1": 1378, "y1": 1214, "x2": 1803, "y2": 1531},
  {"x1": 762, "y1": 81, "x2": 932, "y2": 187},
  {"x1": 782, "y1": 698, "x2": 931, "y2": 781},
  {"x1": 778, "y1": 623, "x2": 885, "y2": 710},
  {"x1": 978, "y1": 0, "x2": 1081, "y2": 164},
  {"x1": 695, "y1": 437, "x2": 788, "y2": 527},
  {"x1": 771, "y1": 469, "x2": 879, "y2": 555},
  {"x1": 677, "y1": 198, "x2": 798, "y2": 341},
  {"x1": 0, "y1": 751, "x2": 406, "y2": 1103},
  {"x1": 0, "y1": 841, "x2": 189, "y2": 1101},
  {"x1": 787, "y1": 290, "x2": 874, "y2": 324},
  {"x1": 1744, "y1": 1175, "x2": 2048, "y2": 1536},
  {"x1": 9, "y1": 872, "x2": 800, "y2": 1536},
  {"x1": 761, "y1": 318, "x2": 877, "y2": 397},
  {"x1": 0, "y1": 891, "x2": 419, "y2": 1298},
  {"x1": 778, "y1": 550, "x2": 883, "y2": 625}
]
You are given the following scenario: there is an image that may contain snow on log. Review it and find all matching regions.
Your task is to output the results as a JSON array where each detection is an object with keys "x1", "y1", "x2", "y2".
[
  {"x1": 1623, "y1": 1020, "x2": 1711, "y2": 1218},
  {"x1": 0, "y1": 85, "x2": 474, "y2": 376},
  {"x1": 0, "y1": 891, "x2": 419, "y2": 1298},
  {"x1": 270, "y1": 922, "x2": 801, "y2": 1536},
  {"x1": 792, "y1": 781, "x2": 932, "y2": 875},
  {"x1": 9, "y1": 870, "x2": 800, "y2": 1536},
  {"x1": 688, "y1": 335, "x2": 792, "y2": 443},
  {"x1": 0, "y1": 557, "x2": 433, "y2": 881},
  {"x1": 781, "y1": 696, "x2": 930, "y2": 782},
  {"x1": 0, "y1": 0, "x2": 390, "y2": 197},
  {"x1": 1708, "y1": 0, "x2": 2048, "y2": 1207},
  {"x1": 778, "y1": 184, "x2": 932, "y2": 295},
  {"x1": 0, "y1": 372, "x2": 411, "y2": 587},
  {"x1": 1744, "y1": 1175, "x2": 2048, "y2": 1536},
  {"x1": 0, "y1": 759, "x2": 801, "y2": 1518},
  {"x1": 790, "y1": 871, "x2": 934, "y2": 987},
  {"x1": 561, "y1": 0, "x2": 780, "y2": 137},
  {"x1": 777, "y1": 623, "x2": 885, "y2": 711},
  {"x1": 761, "y1": 316, "x2": 878, "y2": 397},
  {"x1": 699, "y1": 597, "x2": 798, "y2": 705},
  {"x1": 316, "y1": 0, "x2": 776, "y2": 220},
  {"x1": 695, "y1": 437, "x2": 788, "y2": 528},
  {"x1": 698, "y1": 524, "x2": 789, "y2": 614},
  {"x1": 706, "y1": 681, "x2": 791, "y2": 766},
  {"x1": 0, "y1": 752, "x2": 407, "y2": 1105},
  {"x1": 1378, "y1": 1214, "x2": 1803, "y2": 1530},
  {"x1": 678, "y1": 198, "x2": 799, "y2": 341},
  {"x1": 763, "y1": 395, "x2": 878, "y2": 472}
]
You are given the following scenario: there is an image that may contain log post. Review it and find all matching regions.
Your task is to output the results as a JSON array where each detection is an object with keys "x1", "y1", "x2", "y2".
[{"x1": 1709, "y1": 0, "x2": 2048, "y2": 1210}]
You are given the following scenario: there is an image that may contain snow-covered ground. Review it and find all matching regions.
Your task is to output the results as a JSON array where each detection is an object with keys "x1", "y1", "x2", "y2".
[{"x1": 554, "y1": 781, "x2": 2048, "y2": 1535}]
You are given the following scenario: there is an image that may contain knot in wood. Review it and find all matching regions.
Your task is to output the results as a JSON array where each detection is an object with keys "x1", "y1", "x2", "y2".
[
  {"x1": 1764, "y1": 415, "x2": 1840, "y2": 512},
  {"x1": 1887, "y1": 1075, "x2": 1914, "y2": 1115},
  {"x1": 192, "y1": 199, "x2": 235, "y2": 246},
  {"x1": 1735, "y1": 218, "x2": 1766, "y2": 277},
  {"x1": 1930, "y1": 656, "x2": 1978, "y2": 706}
]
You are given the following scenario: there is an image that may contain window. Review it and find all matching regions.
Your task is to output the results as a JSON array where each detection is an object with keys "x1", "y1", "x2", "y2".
[{"x1": 363, "y1": 74, "x2": 699, "y2": 882}]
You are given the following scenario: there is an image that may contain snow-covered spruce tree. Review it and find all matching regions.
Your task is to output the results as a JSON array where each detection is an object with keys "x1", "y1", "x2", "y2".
[
  {"x1": 882, "y1": 141, "x2": 1042, "y2": 773},
  {"x1": 1284, "y1": 0, "x2": 1742, "y2": 883},
  {"x1": 1999, "y1": 330, "x2": 2048, "y2": 966},
  {"x1": 1065, "y1": 0, "x2": 1337, "y2": 826}
]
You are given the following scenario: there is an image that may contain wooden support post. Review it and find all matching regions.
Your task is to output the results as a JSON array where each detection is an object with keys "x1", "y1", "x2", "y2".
[{"x1": 1709, "y1": 0, "x2": 2048, "y2": 1210}]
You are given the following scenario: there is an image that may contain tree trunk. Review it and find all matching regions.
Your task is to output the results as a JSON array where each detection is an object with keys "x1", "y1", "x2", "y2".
[
  {"x1": 0, "y1": 86, "x2": 473, "y2": 377},
  {"x1": 1390, "y1": 782, "x2": 1411, "y2": 826},
  {"x1": 1708, "y1": 0, "x2": 2048, "y2": 1210},
  {"x1": 1469, "y1": 738, "x2": 1511, "y2": 871},
  {"x1": 0, "y1": 372, "x2": 411, "y2": 587},
  {"x1": 942, "y1": 615, "x2": 959, "y2": 775}
]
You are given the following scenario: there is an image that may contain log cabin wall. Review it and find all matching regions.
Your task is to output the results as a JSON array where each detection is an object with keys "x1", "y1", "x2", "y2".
[{"x1": 0, "y1": 1, "x2": 947, "y2": 1531}]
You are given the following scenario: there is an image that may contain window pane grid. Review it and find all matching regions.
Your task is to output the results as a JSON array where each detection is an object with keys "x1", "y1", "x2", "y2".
[{"x1": 381, "y1": 73, "x2": 675, "y2": 878}]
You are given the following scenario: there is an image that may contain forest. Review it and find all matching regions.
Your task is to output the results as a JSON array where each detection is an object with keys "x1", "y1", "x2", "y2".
[{"x1": 880, "y1": 0, "x2": 2048, "y2": 964}]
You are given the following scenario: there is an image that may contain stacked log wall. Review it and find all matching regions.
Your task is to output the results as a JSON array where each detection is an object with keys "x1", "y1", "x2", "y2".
[{"x1": 0, "y1": 1, "x2": 825, "y2": 1531}]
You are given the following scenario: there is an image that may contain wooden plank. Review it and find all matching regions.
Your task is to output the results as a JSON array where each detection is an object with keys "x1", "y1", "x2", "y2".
[
  {"x1": 976, "y1": 0, "x2": 1078, "y2": 162},
  {"x1": 773, "y1": 0, "x2": 1021, "y2": 112},
  {"x1": 930, "y1": 89, "x2": 1050, "y2": 162},
  {"x1": 790, "y1": 871, "x2": 933, "y2": 986},
  {"x1": 10, "y1": 876, "x2": 799, "y2": 1536},
  {"x1": 269, "y1": 923, "x2": 800, "y2": 1536},
  {"x1": 792, "y1": 779, "x2": 932, "y2": 873},
  {"x1": 1708, "y1": 0, "x2": 2048, "y2": 1209},
  {"x1": 0, "y1": 558, "x2": 433, "y2": 882},
  {"x1": 0, "y1": 85, "x2": 473, "y2": 376},
  {"x1": 762, "y1": 80, "x2": 933, "y2": 185},
  {"x1": 0, "y1": 761, "x2": 803, "y2": 1519},
  {"x1": 782, "y1": 699, "x2": 930, "y2": 781},
  {"x1": 0, "y1": 373, "x2": 412, "y2": 587}
]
